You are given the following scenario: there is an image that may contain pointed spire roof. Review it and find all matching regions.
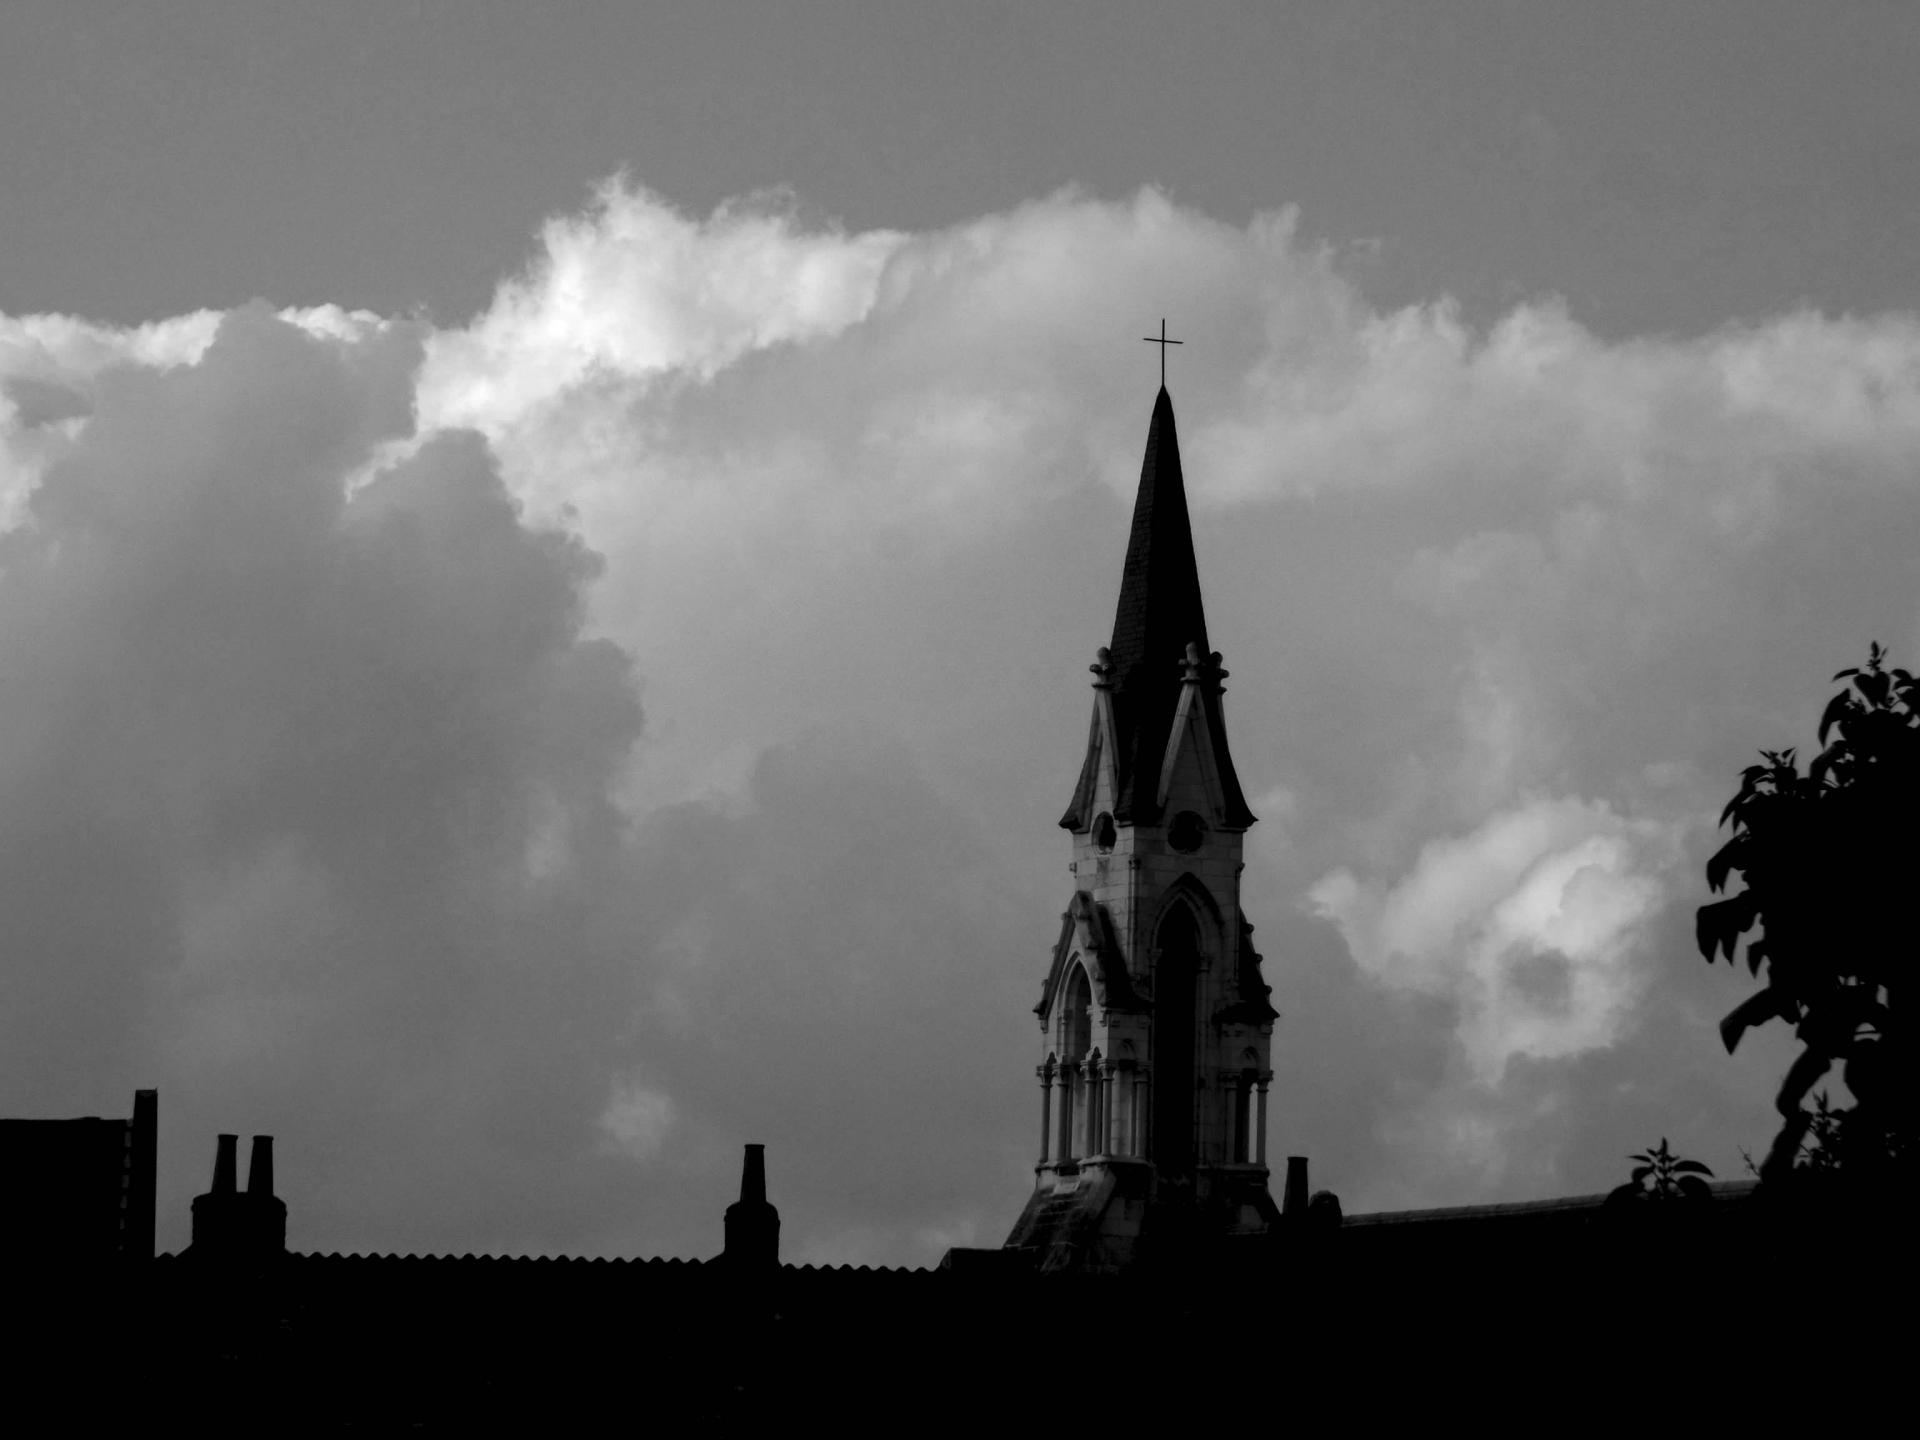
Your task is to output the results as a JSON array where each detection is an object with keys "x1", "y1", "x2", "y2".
[
  {"x1": 1062, "y1": 387, "x2": 1255, "y2": 830},
  {"x1": 1108, "y1": 387, "x2": 1209, "y2": 703}
]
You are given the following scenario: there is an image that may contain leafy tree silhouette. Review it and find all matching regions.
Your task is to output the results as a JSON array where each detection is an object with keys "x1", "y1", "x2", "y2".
[{"x1": 1698, "y1": 643, "x2": 1916, "y2": 1185}]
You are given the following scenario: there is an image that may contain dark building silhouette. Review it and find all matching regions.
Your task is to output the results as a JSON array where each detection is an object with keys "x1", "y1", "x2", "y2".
[
  {"x1": 14, "y1": 1129, "x2": 1877, "y2": 1427},
  {"x1": 0, "y1": 1088, "x2": 155, "y2": 1263}
]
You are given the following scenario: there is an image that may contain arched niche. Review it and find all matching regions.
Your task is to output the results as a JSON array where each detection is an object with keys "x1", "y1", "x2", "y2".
[
  {"x1": 1152, "y1": 873, "x2": 1223, "y2": 942},
  {"x1": 1150, "y1": 902, "x2": 1202, "y2": 1181},
  {"x1": 1060, "y1": 960, "x2": 1093, "y2": 1061}
]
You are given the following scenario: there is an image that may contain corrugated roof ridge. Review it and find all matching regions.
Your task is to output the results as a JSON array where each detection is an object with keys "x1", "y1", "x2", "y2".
[
  {"x1": 1343, "y1": 1177, "x2": 1760, "y2": 1227},
  {"x1": 779, "y1": 1261, "x2": 934, "y2": 1275},
  {"x1": 287, "y1": 1249, "x2": 717, "y2": 1265}
]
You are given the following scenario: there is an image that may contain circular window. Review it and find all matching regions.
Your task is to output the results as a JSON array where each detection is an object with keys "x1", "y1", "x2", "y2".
[
  {"x1": 1167, "y1": 810, "x2": 1206, "y2": 853},
  {"x1": 1092, "y1": 813, "x2": 1117, "y2": 852}
]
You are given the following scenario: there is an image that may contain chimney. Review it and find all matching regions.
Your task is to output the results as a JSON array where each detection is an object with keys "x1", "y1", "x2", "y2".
[
  {"x1": 739, "y1": 1143, "x2": 766, "y2": 1206},
  {"x1": 126, "y1": 1090, "x2": 158, "y2": 1261},
  {"x1": 247, "y1": 1136, "x2": 288, "y2": 1254},
  {"x1": 212, "y1": 1134, "x2": 239, "y2": 1195},
  {"x1": 246, "y1": 1136, "x2": 274, "y2": 1196},
  {"x1": 722, "y1": 1144, "x2": 780, "y2": 1270},
  {"x1": 189, "y1": 1133, "x2": 286, "y2": 1263},
  {"x1": 1283, "y1": 1156, "x2": 1310, "y2": 1217}
]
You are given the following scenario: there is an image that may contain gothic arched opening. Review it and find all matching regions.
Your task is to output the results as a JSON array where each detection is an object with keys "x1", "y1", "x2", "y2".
[
  {"x1": 1151, "y1": 903, "x2": 1201, "y2": 1182},
  {"x1": 1062, "y1": 962, "x2": 1092, "y2": 1060}
]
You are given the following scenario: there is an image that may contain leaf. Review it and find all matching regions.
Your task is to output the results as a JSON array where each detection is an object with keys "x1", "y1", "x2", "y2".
[
  {"x1": 1630, "y1": 1165, "x2": 1653, "y2": 1184},
  {"x1": 1695, "y1": 906, "x2": 1720, "y2": 962},
  {"x1": 1677, "y1": 1175, "x2": 1712, "y2": 1201},
  {"x1": 1819, "y1": 691, "x2": 1854, "y2": 745},
  {"x1": 1718, "y1": 986, "x2": 1790, "y2": 1054},
  {"x1": 1671, "y1": 1159, "x2": 1713, "y2": 1176},
  {"x1": 1705, "y1": 838, "x2": 1741, "y2": 894},
  {"x1": 1696, "y1": 895, "x2": 1755, "y2": 963}
]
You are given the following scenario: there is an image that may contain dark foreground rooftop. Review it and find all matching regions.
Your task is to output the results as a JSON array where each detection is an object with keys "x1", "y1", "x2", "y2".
[{"x1": 14, "y1": 1190, "x2": 1906, "y2": 1431}]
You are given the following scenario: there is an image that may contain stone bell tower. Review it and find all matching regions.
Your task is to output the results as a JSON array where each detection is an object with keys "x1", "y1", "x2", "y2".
[{"x1": 1004, "y1": 384, "x2": 1280, "y2": 1272}]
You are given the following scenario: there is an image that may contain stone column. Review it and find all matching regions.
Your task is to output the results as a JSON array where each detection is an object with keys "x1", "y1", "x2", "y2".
[
  {"x1": 1083, "y1": 1050, "x2": 1102, "y2": 1157},
  {"x1": 1056, "y1": 1063, "x2": 1075, "y2": 1163},
  {"x1": 1226, "y1": 1075, "x2": 1243, "y2": 1163},
  {"x1": 1255, "y1": 1073, "x2": 1271, "y2": 1167},
  {"x1": 1104, "y1": 1063, "x2": 1122, "y2": 1156},
  {"x1": 1038, "y1": 1063, "x2": 1054, "y2": 1165}
]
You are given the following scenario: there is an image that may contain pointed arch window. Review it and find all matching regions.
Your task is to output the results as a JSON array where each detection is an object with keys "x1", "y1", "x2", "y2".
[
  {"x1": 1151, "y1": 903, "x2": 1201, "y2": 1178},
  {"x1": 1061, "y1": 962, "x2": 1093, "y2": 1061}
]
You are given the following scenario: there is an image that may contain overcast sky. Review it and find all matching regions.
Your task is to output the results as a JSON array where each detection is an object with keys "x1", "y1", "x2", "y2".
[{"x1": 2, "y1": 2, "x2": 1917, "y2": 1265}]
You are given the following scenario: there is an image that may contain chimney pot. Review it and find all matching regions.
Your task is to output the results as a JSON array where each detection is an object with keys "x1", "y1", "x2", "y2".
[
  {"x1": 1283, "y1": 1156, "x2": 1309, "y2": 1216},
  {"x1": 723, "y1": 1144, "x2": 779, "y2": 1270},
  {"x1": 247, "y1": 1136, "x2": 275, "y2": 1197},
  {"x1": 212, "y1": 1134, "x2": 238, "y2": 1196}
]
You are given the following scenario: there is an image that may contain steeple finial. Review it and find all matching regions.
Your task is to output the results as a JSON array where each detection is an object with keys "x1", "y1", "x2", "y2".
[{"x1": 1142, "y1": 318, "x2": 1182, "y2": 388}]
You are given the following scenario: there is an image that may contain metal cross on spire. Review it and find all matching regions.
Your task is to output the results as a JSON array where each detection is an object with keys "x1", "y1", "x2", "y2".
[{"x1": 1142, "y1": 318, "x2": 1183, "y2": 387}]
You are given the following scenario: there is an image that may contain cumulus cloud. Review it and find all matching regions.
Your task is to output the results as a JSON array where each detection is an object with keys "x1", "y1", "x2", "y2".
[
  {"x1": 419, "y1": 179, "x2": 905, "y2": 437},
  {"x1": 6, "y1": 178, "x2": 1920, "y2": 1260},
  {"x1": 0, "y1": 304, "x2": 651, "y2": 1255},
  {"x1": 1309, "y1": 797, "x2": 1674, "y2": 1081}
]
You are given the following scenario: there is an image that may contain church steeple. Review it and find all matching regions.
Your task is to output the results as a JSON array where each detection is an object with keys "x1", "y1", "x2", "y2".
[
  {"x1": 1005, "y1": 381, "x2": 1280, "y2": 1274},
  {"x1": 1062, "y1": 387, "x2": 1255, "y2": 830}
]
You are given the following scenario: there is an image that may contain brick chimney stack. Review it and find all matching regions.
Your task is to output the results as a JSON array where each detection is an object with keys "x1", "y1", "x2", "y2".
[
  {"x1": 246, "y1": 1136, "x2": 287, "y2": 1253},
  {"x1": 212, "y1": 1133, "x2": 238, "y2": 1195},
  {"x1": 189, "y1": 1133, "x2": 286, "y2": 1263},
  {"x1": 722, "y1": 1144, "x2": 780, "y2": 1270}
]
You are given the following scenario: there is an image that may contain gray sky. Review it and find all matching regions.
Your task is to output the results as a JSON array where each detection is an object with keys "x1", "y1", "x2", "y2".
[
  {"x1": 7, "y1": 2, "x2": 1920, "y2": 335},
  {"x1": 1, "y1": 2, "x2": 1917, "y2": 1264}
]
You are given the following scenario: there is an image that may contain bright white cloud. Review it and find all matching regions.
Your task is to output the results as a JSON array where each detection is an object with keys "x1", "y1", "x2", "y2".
[
  {"x1": 418, "y1": 178, "x2": 905, "y2": 437},
  {"x1": 1310, "y1": 797, "x2": 1673, "y2": 1081}
]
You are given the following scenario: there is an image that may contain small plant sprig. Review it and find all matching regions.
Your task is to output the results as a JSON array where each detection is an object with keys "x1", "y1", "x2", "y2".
[{"x1": 1608, "y1": 1138, "x2": 1714, "y2": 1204}]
